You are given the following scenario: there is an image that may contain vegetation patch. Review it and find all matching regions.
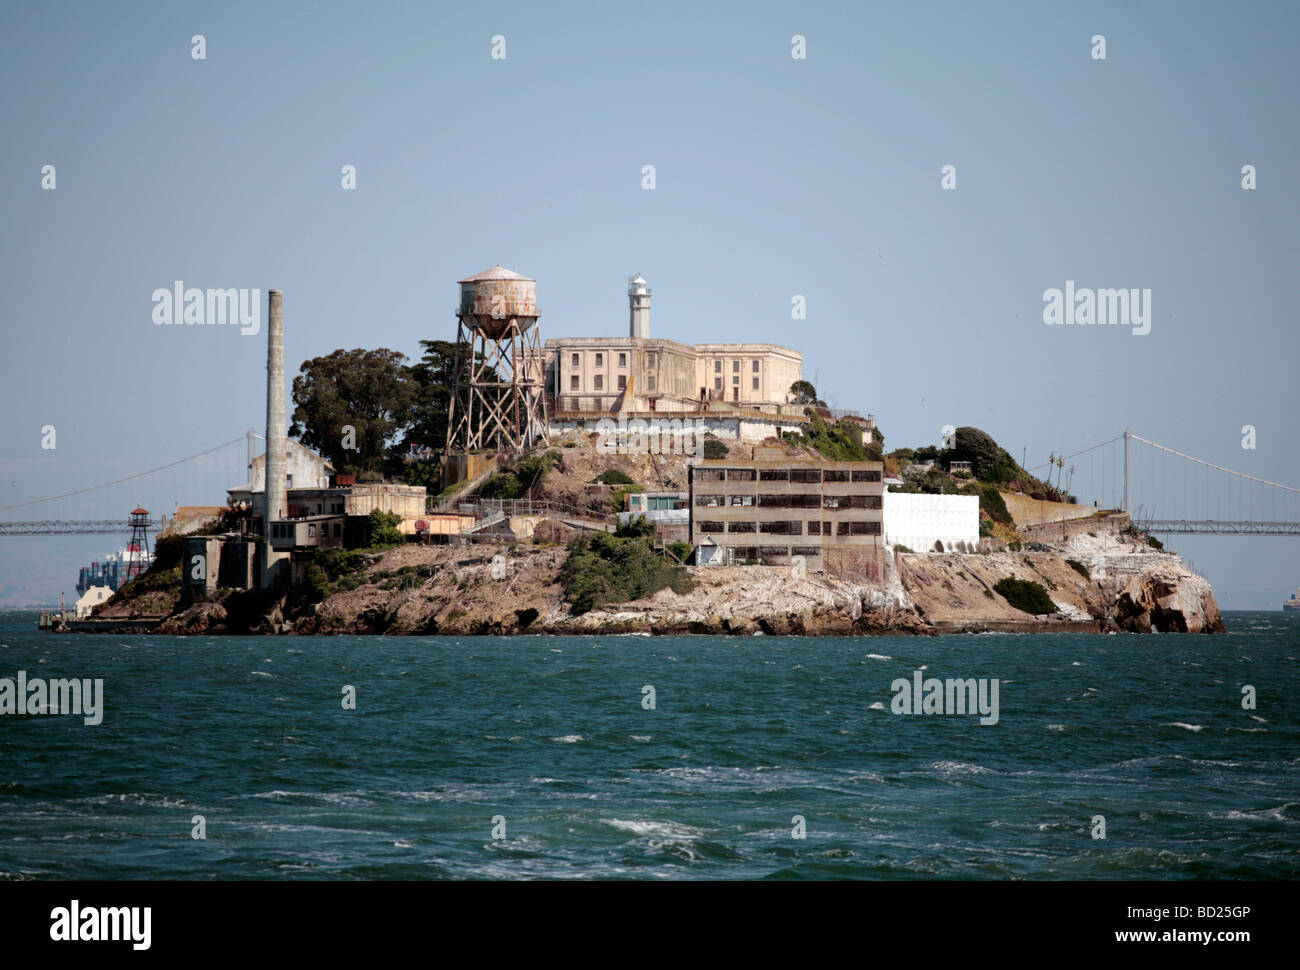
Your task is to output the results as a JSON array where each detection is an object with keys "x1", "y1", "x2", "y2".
[
  {"x1": 594, "y1": 468, "x2": 635, "y2": 486},
  {"x1": 993, "y1": 577, "x2": 1058, "y2": 615},
  {"x1": 702, "y1": 435, "x2": 729, "y2": 459},
  {"x1": 561, "y1": 517, "x2": 694, "y2": 614},
  {"x1": 1065, "y1": 558, "x2": 1091, "y2": 580}
]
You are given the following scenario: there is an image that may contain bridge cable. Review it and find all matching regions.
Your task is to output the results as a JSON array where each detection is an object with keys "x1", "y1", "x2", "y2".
[{"x1": 0, "y1": 436, "x2": 247, "y2": 512}]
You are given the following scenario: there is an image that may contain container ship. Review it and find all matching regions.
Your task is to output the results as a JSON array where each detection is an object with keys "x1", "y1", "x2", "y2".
[{"x1": 76, "y1": 543, "x2": 152, "y2": 595}]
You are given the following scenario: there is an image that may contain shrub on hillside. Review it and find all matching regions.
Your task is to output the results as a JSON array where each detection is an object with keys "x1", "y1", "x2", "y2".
[
  {"x1": 479, "y1": 472, "x2": 521, "y2": 499},
  {"x1": 1066, "y1": 558, "x2": 1091, "y2": 580},
  {"x1": 594, "y1": 469, "x2": 635, "y2": 486},
  {"x1": 561, "y1": 517, "x2": 694, "y2": 614},
  {"x1": 993, "y1": 577, "x2": 1058, "y2": 615},
  {"x1": 702, "y1": 436, "x2": 729, "y2": 459}
]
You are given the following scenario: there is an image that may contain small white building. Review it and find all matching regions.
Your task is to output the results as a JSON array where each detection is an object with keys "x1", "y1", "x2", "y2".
[
  {"x1": 882, "y1": 491, "x2": 980, "y2": 552},
  {"x1": 75, "y1": 585, "x2": 113, "y2": 618}
]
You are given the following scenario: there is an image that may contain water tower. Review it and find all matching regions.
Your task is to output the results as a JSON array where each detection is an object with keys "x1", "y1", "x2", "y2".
[{"x1": 444, "y1": 266, "x2": 549, "y2": 455}]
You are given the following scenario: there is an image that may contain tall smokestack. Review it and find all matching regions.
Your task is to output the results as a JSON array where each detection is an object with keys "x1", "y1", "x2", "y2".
[{"x1": 262, "y1": 289, "x2": 289, "y2": 587}]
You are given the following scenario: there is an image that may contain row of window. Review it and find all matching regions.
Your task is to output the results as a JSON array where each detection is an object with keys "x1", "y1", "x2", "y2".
[
  {"x1": 697, "y1": 520, "x2": 882, "y2": 536},
  {"x1": 568, "y1": 374, "x2": 659, "y2": 393},
  {"x1": 270, "y1": 521, "x2": 344, "y2": 540},
  {"x1": 569, "y1": 351, "x2": 657, "y2": 368},
  {"x1": 726, "y1": 546, "x2": 822, "y2": 560},
  {"x1": 695, "y1": 467, "x2": 881, "y2": 483},
  {"x1": 714, "y1": 359, "x2": 761, "y2": 374},
  {"x1": 713, "y1": 377, "x2": 761, "y2": 390},
  {"x1": 696, "y1": 494, "x2": 882, "y2": 509}
]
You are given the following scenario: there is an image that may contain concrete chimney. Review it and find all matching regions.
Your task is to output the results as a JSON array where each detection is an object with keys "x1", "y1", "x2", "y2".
[
  {"x1": 628, "y1": 274, "x2": 650, "y2": 339},
  {"x1": 262, "y1": 289, "x2": 289, "y2": 587}
]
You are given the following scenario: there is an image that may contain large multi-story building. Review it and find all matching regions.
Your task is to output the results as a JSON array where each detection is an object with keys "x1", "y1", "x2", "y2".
[
  {"x1": 544, "y1": 275, "x2": 803, "y2": 415},
  {"x1": 688, "y1": 454, "x2": 885, "y2": 579}
]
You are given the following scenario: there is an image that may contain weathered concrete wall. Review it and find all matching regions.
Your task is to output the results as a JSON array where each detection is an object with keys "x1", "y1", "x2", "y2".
[
  {"x1": 1020, "y1": 511, "x2": 1130, "y2": 545},
  {"x1": 1002, "y1": 492, "x2": 1099, "y2": 527}
]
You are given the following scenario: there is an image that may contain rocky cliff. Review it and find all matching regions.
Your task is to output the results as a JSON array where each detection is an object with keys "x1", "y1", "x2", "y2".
[{"x1": 115, "y1": 526, "x2": 1223, "y2": 637}]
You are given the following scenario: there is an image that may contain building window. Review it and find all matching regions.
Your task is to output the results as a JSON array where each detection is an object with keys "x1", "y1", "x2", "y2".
[
  {"x1": 752, "y1": 377, "x2": 759, "y2": 390},
  {"x1": 308, "y1": 523, "x2": 317, "y2": 538},
  {"x1": 760, "y1": 521, "x2": 803, "y2": 535},
  {"x1": 852, "y1": 469, "x2": 882, "y2": 482},
  {"x1": 647, "y1": 353, "x2": 656, "y2": 367},
  {"x1": 728, "y1": 495, "x2": 755, "y2": 506},
  {"x1": 808, "y1": 521, "x2": 822, "y2": 535},
  {"x1": 727, "y1": 521, "x2": 756, "y2": 533},
  {"x1": 698, "y1": 521, "x2": 725, "y2": 533},
  {"x1": 594, "y1": 375, "x2": 603, "y2": 390},
  {"x1": 752, "y1": 360, "x2": 759, "y2": 372},
  {"x1": 823, "y1": 470, "x2": 849, "y2": 483},
  {"x1": 595, "y1": 352, "x2": 603, "y2": 366},
  {"x1": 732, "y1": 375, "x2": 739, "y2": 385},
  {"x1": 714, "y1": 360, "x2": 722, "y2": 373},
  {"x1": 618, "y1": 353, "x2": 626, "y2": 367},
  {"x1": 714, "y1": 377, "x2": 722, "y2": 390},
  {"x1": 571, "y1": 353, "x2": 579, "y2": 366},
  {"x1": 333, "y1": 522, "x2": 342, "y2": 537},
  {"x1": 617, "y1": 375, "x2": 626, "y2": 390},
  {"x1": 570, "y1": 375, "x2": 579, "y2": 390},
  {"x1": 727, "y1": 469, "x2": 756, "y2": 481},
  {"x1": 732, "y1": 360, "x2": 739, "y2": 373},
  {"x1": 647, "y1": 376, "x2": 656, "y2": 391}
]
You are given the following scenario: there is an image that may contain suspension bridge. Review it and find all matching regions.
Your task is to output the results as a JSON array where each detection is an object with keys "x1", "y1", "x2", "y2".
[
  {"x1": 1023, "y1": 430, "x2": 1300, "y2": 536},
  {"x1": 0, "y1": 428, "x2": 1297, "y2": 539},
  {"x1": 0, "y1": 432, "x2": 262, "y2": 538}
]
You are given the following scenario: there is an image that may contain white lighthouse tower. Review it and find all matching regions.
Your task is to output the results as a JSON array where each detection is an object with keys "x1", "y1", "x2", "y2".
[{"x1": 628, "y1": 274, "x2": 651, "y2": 339}]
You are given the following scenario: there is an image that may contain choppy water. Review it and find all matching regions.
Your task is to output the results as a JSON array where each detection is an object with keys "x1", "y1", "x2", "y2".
[{"x1": 0, "y1": 610, "x2": 1296, "y2": 879}]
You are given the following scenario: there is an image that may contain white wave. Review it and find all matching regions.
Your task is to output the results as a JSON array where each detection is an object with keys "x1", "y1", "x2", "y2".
[
  {"x1": 602, "y1": 818, "x2": 704, "y2": 840},
  {"x1": 1165, "y1": 722, "x2": 1204, "y2": 732},
  {"x1": 392, "y1": 840, "x2": 413, "y2": 848},
  {"x1": 868, "y1": 701, "x2": 886, "y2": 710},
  {"x1": 551, "y1": 735, "x2": 584, "y2": 743},
  {"x1": 629, "y1": 735, "x2": 652, "y2": 741},
  {"x1": 865, "y1": 653, "x2": 892, "y2": 660},
  {"x1": 249, "y1": 670, "x2": 273, "y2": 678},
  {"x1": 1249, "y1": 715, "x2": 1268, "y2": 723},
  {"x1": 931, "y1": 761, "x2": 992, "y2": 774}
]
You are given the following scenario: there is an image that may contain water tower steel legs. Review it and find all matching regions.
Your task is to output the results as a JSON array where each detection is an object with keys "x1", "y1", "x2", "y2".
[{"x1": 445, "y1": 317, "x2": 548, "y2": 456}]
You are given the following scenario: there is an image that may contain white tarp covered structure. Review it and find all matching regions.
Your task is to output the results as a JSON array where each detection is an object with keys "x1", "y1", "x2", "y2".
[{"x1": 883, "y1": 490, "x2": 980, "y2": 552}]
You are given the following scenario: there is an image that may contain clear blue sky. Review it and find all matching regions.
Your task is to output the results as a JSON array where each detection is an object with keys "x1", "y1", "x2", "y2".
[{"x1": 1, "y1": 0, "x2": 1296, "y2": 608}]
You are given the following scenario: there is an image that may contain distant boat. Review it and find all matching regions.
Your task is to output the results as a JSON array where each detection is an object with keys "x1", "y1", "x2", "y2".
[{"x1": 1285, "y1": 588, "x2": 1300, "y2": 612}]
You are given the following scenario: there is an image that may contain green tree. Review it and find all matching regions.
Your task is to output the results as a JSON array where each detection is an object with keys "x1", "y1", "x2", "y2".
[
  {"x1": 290, "y1": 348, "x2": 419, "y2": 476},
  {"x1": 789, "y1": 380, "x2": 825, "y2": 406}
]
